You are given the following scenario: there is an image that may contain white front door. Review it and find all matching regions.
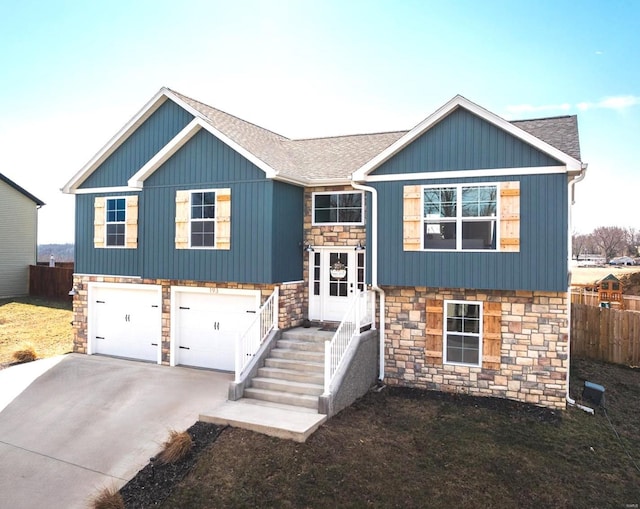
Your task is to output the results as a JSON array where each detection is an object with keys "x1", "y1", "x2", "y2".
[{"x1": 309, "y1": 248, "x2": 365, "y2": 322}]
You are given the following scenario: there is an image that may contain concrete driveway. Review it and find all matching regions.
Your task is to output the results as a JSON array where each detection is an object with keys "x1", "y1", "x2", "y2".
[{"x1": 0, "y1": 354, "x2": 231, "y2": 509}]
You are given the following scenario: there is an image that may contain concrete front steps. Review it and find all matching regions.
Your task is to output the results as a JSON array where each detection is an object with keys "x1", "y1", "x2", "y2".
[{"x1": 243, "y1": 327, "x2": 334, "y2": 411}]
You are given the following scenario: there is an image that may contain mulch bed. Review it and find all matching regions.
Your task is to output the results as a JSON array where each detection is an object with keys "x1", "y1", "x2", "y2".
[{"x1": 119, "y1": 421, "x2": 224, "y2": 508}]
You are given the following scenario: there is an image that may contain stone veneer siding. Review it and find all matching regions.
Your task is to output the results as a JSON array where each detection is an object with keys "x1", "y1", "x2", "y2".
[
  {"x1": 383, "y1": 286, "x2": 569, "y2": 410},
  {"x1": 304, "y1": 185, "x2": 367, "y2": 249},
  {"x1": 71, "y1": 274, "x2": 305, "y2": 365}
]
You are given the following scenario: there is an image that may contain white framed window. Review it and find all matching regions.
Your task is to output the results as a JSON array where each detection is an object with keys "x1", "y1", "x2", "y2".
[
  {"x1": 94, "y1": 196, "x2": 138, "y2": 249},
  {"x1": 175, "y1": 188, "x2": 230, "y2": 250},
  {"x1": 105, "y1": 197, "x2": 126, "y2": 247},
  {"x1": 190, "y1": 190, "x2": 216, "y2": 248},
  {"x1": 312, "y1": 191, "x2": 364, "y2": 225},
  {"x1": 444, "y1": 300, "x2": 483, "y2": 367},
  {"x1": 423, "y1": 184, "x2": 498, "y2": 250}
]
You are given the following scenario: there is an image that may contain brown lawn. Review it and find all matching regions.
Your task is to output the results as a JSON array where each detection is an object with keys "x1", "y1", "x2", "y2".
[
  {"x1": 0, "y1": 297, "x2": 73, "y2": 366},
  {"x1": 571, "y1": 266, "x2": 639, "y2": 286}
]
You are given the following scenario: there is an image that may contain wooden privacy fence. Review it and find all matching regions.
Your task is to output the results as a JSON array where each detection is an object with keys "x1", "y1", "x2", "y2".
[
  {"x1": 571, "y1": 290, "x2": 640, "y2": 311},
  {"x1": 29, "y1": 264, "x2": 74, "y2": 300},
  {"x1": 571, "y1": 303, "x2": 640, "y2": 367}
]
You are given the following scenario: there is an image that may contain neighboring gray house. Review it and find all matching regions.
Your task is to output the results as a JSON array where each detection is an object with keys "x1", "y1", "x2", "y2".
[{"x1": 0, "y1": 173, "x2": 45, "y2": 298}]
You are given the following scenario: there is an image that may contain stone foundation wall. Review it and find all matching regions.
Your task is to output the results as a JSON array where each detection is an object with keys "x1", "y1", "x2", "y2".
[
  {"x1": 383, "y1": 286, "x2": 569, "y2": 410},
  {"x1": 71, "y1": 275, "x2": 304, "y2": 364}
]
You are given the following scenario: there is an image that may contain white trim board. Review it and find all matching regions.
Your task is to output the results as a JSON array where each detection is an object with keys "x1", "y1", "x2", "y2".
[{"x1": 364, "y1": 165, "x2": 567, "y2": 183}]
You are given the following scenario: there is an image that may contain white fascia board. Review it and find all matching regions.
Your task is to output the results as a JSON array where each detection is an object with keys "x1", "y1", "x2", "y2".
[
  {"x1": 364, "y1": 165, "x2": 568, "y2": 183},
  {"x1": 62, "y1": 87, "x2": 172, "y2": 194},
  {"x1": 267, "y1": 174, "x2": 308, "y2": 187},
  {"x1": 267, "y1": 175, "x2": 353, "y2": 188},
  {"x1": 128, "y1": 118, "x2": 202, "y2": 188},
  {"x1": 305, "y1": 177, "x2": 353, "y2": 186},
  {"x1": 73, "y1": 186, "x2": 141, "y2": 194},
  {"x1": 352, "y1": 95, "x2": 582, "y2": 181}
]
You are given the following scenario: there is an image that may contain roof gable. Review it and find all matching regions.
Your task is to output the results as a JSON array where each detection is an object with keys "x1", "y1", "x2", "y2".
[
  {"x1": 64, "y1": 88, "x2": 288, "y2": 193},
  {"x1": 352, "y1": 95, "x2": 583, "y2": 181},
  {"x1": 370, "y1": 107, "x2": 563, "y2": 176},
  {"x1": 0, "y1": 173, "x2": 45, "y2": 206}
]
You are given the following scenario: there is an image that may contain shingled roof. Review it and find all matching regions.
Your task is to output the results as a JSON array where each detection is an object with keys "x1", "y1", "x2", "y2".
[
  {"x1": 170, "y1": 89, "x2": 582, "y2": 182},
  {"x1": 512, "y1": 115, "x2": 581, "y2": 160}
]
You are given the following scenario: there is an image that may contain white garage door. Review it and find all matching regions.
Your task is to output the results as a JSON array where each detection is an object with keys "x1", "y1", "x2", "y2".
[
  {"x1": 89, "y1": 284, "x2": 161, "y2": 362},
  {"x1": 173, "y1": 289, "x2": 258, "y2": 371}
]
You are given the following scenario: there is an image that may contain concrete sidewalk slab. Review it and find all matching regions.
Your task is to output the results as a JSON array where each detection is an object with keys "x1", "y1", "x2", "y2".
[
  {"x1": 201, "y1": 399, "x2": 327, "y2": 442},
  {"x1": 0, "y1": 355, "x2": 66, "y2": 413},
  {"x1": 0, "y1": 354, "x2": 231, "y2": 509}
]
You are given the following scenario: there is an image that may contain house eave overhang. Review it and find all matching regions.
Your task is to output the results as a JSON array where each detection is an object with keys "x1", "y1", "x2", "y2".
[{"x1": 351, "y1": 95, "x2": 583, "y2": 182}]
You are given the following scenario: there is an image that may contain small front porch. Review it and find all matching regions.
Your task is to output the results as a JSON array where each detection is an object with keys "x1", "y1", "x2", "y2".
[
  {"x1": 200, "y1": 325, "x2": 333, "y2": 443},
  {"x1": 203, "y1": 291, "x2": 379, "y2": 442}
]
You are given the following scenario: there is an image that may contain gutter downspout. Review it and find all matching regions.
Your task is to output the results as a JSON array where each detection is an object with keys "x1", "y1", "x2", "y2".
[
  {"x1": 351, "y1": 181, "x2": 385, "y2": 381},
  {"x1": 566, "y1": 163, "x2": 593, "y2": 414}
]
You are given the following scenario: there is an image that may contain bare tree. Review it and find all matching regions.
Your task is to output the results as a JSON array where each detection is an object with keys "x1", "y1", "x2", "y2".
[
  {"x1": 572, "y1": 233, "x2": 587, "y2": 260},
  {"x1": 625, "y1": 227, "x2": 639, "y2": 257},
  {"x1": 572, "y1": 232, "x2": 599, "y2": 260},
  {"x1": 591, "y1": 226, "x2": 626, "y2": 260}
]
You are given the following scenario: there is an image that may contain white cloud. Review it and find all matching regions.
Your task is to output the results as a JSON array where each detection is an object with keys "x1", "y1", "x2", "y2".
[
  {"x1": 506, "y1": 95, "x2": 640, "y2": 117},
  {"x1": 597, "y1": 95, "x2": 640, "y2": 110}
]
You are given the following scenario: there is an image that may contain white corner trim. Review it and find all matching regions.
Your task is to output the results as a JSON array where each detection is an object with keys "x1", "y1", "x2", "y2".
[
  {"x1": 62, "y1": 88, "x2": 171, "y2": 194},
  {"x1": 128, "y1": 119, "x2": 202, "y2": 188},
  {"x1": 352, "y1": 95, "x2": 582, "y2": 181},
  {"x1": 364, "y1": 165, "x2": 568, "y2": 183}
]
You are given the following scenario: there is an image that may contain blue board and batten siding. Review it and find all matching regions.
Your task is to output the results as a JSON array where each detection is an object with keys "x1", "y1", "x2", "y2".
[
  {"x1": 371, "y1": 108, "x2": 569, "y2": 292},
  {"x1": 79, "y1": 100, "x2": 194, "y2": 189},
  {"x1": 372, "y1": 108, "x2": 561, "y2": 175},
  {"x1": 373, "y1": 175, "x2": 568, "y2": 291},
  {"x1": 75, "y1": 191, "x2": 141, "y2": 276},
  {"x1": 75, "y1": 111, "x2": 304, "y2": 283}
]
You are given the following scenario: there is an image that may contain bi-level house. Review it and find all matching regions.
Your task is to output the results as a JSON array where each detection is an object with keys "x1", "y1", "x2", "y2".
[{"x1": 63, "y1": 88, "x2": 586, "y2": 414}]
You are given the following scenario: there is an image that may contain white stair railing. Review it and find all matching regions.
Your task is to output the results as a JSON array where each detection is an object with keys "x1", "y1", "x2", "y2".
[
  {"x1": 324, "y1": 290, "x2": 371, "y2": 396},
  {"x1": 234, "y1": 287, "x2": 279, "y2": 383}
]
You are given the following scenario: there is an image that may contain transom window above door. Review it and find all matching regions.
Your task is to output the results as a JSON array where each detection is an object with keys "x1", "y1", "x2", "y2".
[{"x1": 313, "y1": 191, "x2": 364, "y2": 225}]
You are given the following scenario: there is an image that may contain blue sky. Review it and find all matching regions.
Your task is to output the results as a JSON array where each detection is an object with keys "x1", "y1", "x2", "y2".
[{"x1": 0, "y1": 0, "x2": 638, "y2": 243}]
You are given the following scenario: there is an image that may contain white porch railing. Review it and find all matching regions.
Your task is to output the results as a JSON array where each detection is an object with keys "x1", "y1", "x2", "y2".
[
  {"x1": 323, "y1": 290, "x2": 374, "y2": 396},
  {"x1": 234, "y1": 287, "x2": 279, "y2": 383}
]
